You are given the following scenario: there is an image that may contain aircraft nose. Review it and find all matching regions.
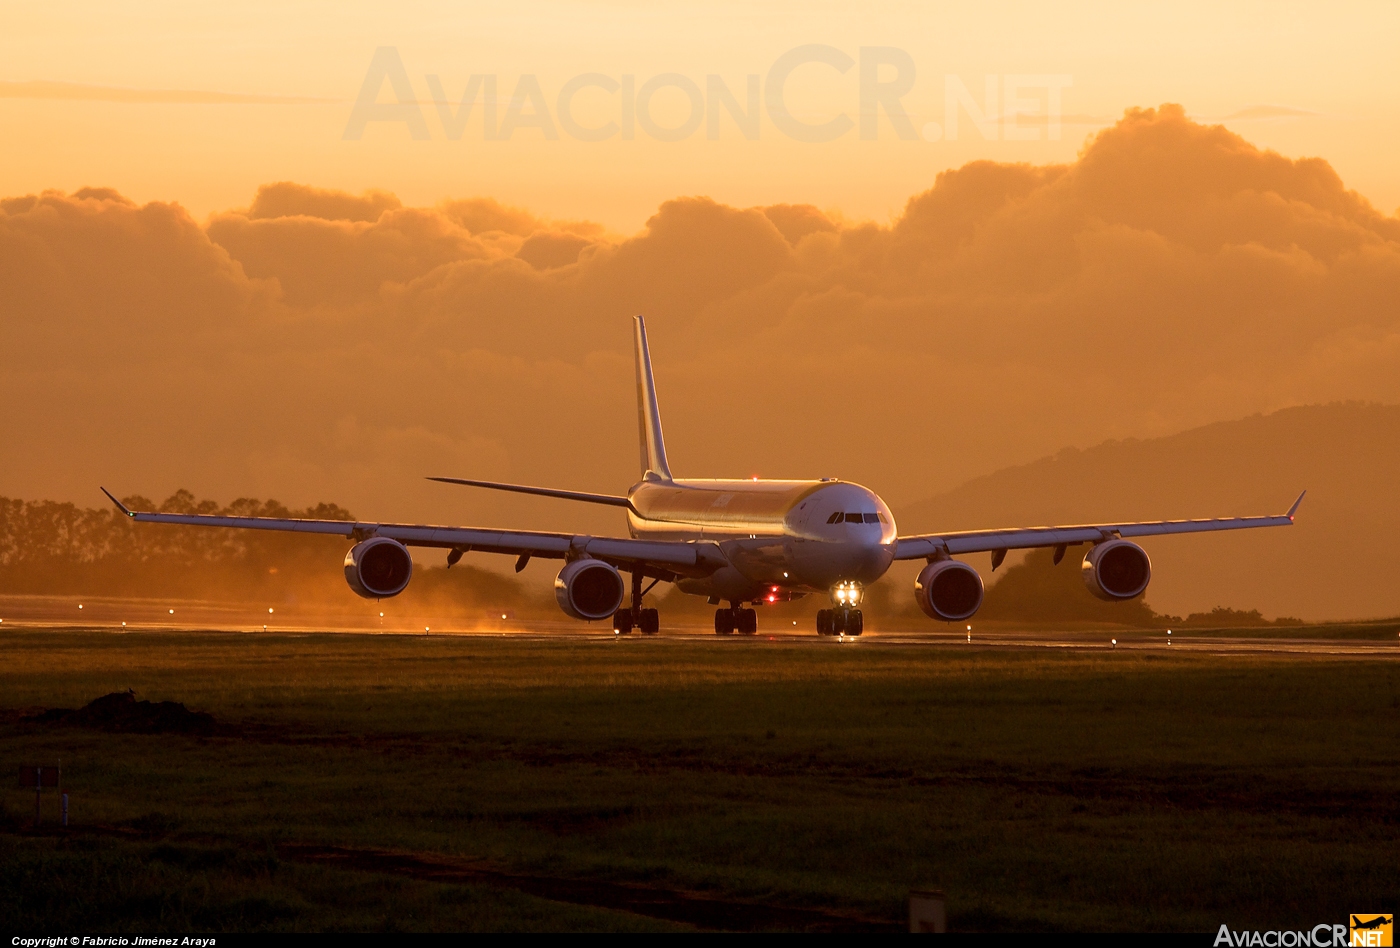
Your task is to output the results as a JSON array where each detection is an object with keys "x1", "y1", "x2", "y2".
[{"x1": 842, "y1": 531, "x2": 894, "y2": 582}]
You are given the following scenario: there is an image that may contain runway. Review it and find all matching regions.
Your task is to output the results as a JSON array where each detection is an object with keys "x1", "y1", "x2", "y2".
[{"x1": 2, "y1": 594, "x2": 1397, "y2": 657}]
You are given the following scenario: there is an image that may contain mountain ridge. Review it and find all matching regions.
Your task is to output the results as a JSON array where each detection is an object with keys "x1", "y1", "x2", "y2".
[{"x1": 894, "y1": 401, "x2": 1400, "y2": 621}]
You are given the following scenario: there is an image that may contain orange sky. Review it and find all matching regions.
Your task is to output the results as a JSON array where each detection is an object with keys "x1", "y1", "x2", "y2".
[
  {"x1": 3, "y1": 4, "x2": 1400, "y2": 619},
  {"x1": 2, "y1": 1, "x2": 1398, "y2": 229}
]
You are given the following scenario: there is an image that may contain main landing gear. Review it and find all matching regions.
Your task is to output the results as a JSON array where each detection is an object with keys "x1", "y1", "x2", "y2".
[
  {"x1": 816, "y1": 608, "x2": 863, "y2": 636},
  {"x1": 715, "y1": 604, "x2": 758, "y2": 635},
  {"x1": 613, "y1": 570, "x2": 660, "y2": 634}
]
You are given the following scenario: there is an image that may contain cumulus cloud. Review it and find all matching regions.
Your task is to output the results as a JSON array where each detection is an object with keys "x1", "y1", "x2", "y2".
[
  {"x1": 2, "y1": 103, "x2": 1399, "y2": 615},
  {"x1": 246, "y1": 182, "x2": 402, "y2": 222}
]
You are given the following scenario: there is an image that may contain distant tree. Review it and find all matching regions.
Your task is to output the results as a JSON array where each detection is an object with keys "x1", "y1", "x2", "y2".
[
  {"x1": 1181, "y1": 607, "x2": 1301, "y2": 627},
  {"x1": 0, "y1": 492, "x2": 540, "y2": 614}
]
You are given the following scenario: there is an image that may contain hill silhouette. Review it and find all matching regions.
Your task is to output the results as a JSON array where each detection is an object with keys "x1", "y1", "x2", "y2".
[{"x1": 895, "y1": 402, "x2": 1400, "y2": 622}]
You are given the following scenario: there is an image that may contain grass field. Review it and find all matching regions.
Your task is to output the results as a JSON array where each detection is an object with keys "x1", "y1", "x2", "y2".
[{"x1": 2, "y1": 627, "x2": 1398, "y2": 932}]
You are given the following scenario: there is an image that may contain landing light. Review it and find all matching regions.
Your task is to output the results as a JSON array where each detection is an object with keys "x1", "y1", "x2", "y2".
[{"x1": 832, "y1": 581, "x2": 863, "y2": 605}]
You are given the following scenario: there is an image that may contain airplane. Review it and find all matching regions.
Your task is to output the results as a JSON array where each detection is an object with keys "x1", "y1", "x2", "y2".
[
  {"x1": 1352, "y1": 916, "x2": 1392, "y2": 931},
  {"x1": 101, "y1": 315, "x2": 1305, "y2": 637}
]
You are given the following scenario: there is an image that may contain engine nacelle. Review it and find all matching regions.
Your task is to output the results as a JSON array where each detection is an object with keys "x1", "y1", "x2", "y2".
[
  {"x1": 344, "y1": 537, "x2": 414, "y2": 599},
  {"x1": 915, "y1": 559, "x2": 985, "y2": 621},
  {"x1": 554, "y1": 558, "x2": 625, "y2": 621},
  {"x1": 1081, "y1": 539, "x2": 1152, "y2": 601}
]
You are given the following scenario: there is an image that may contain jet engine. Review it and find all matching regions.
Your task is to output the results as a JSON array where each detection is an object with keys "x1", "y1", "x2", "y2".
[
  {"x1": 554, "y1": 558, "x2": 625, "y2": 621},
  {"x1": 915, "y1": 559, "x2": 985, "y2": 621},
  {"x1": 1081, "y1": 539, "x2": 1152, "y2": 601},
  {"x1": 344, "y1": 537, "x2": 414, "y2": 599}
]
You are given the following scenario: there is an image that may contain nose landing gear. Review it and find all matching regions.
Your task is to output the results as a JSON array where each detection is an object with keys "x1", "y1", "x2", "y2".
[
  {"x1": 816, "y1": 608, "x2": 863, "y2": 636},
  {"x1": 714, "y1": 605, "x2": 758, "y2": 635}
]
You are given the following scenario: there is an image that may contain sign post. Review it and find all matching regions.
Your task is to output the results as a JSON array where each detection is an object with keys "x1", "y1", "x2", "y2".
[
  {"x1": 909, "y1": 888, "x2": 947, "y2": 933},
  {"x1": 18, "y1": 764, "x2": 60, "y2": 828}
]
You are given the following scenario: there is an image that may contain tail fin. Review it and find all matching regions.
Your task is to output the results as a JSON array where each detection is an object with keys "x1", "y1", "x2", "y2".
[{"x1": 633, "y1": 315, "x2": 673, "y2": 481}]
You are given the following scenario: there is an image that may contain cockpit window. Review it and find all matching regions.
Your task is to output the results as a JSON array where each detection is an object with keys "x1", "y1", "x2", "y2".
[
  {"x1": 878, "y1": 513, "x2": 888, "y2": 524},
  {"x1": 863, "y1": 513, "x2": 880, "y2": 523},
  {"x1": 845, "y1": 512, "x2": 863, "y2": 523},
  {"x1": 826, "y1": 512, "x2": 843, "y2": 524}
]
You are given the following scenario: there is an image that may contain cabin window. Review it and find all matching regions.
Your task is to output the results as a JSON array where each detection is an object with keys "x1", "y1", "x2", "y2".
[
  {"x1": 863, "y1": 513, "x2": 880, "y2": 523},
  {"x1": 826, "y1": 512, "x2": 843, "y2": 524}
]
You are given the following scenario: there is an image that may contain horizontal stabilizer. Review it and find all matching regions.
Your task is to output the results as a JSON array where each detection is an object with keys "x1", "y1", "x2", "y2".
[{"x1": 428, "y1": 476, "x2": 634, "y2": 510}]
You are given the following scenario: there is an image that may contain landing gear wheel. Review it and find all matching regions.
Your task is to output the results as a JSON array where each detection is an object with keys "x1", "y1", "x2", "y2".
[
  {"x1": 737, "y1": 608, "x2": 757, "y2": 634},
  {"x1": 846, "y1": 609, "x2": 863, "y2": 636},
  {"x1": 831, "y1": 608, "x2": 847, "y2": 635},
  {"x1": 613, "y1": 609, "x2": 634, "y2": 634},
  {"x1": 714, "y1": 608, "x2": 735, "y2": 635},
  {"x1": 816, "y1": 609, "x2": 832, "y2": 636},
  {"x1": 639, "y1": 608, "x2": 660, "y2": 634}
]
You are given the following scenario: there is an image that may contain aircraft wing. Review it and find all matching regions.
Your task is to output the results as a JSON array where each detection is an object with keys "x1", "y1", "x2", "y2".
[
  {"x1": 99, "y1": 488, "x2": 725, "y2": 577},
  {"x1": 893, "y1": 491, "x2": 1305, "y2": 560}
]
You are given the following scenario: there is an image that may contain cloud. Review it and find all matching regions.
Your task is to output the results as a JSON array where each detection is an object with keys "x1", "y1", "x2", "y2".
[
  {"x1": 2, "y1": 102, "x2": 1399, "y2": 618},
  {"x1": 246, "y1": 182, "x2": 402, "y2": 223},
  {"x1": 0, "y1": 79, "x2": 335, "y2": 105}
]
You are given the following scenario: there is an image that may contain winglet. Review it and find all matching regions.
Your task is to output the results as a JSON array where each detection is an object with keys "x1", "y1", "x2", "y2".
[
  {"x1": 100, "y1": 487, "x2": 135, "y2": 517},
  {"x1": 1286, "y1": 490, "x2": 1307, "y2": 521}
]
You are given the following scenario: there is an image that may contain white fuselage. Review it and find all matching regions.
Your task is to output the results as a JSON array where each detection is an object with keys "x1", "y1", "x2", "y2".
[{"x1": 626, "y1": 477, "x2": 896, "y2": 603}]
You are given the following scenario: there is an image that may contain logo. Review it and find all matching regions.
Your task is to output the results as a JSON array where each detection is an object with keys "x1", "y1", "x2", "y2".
[
  {"x1": 1215, "y1": 919, "x2": 1393, "y2": 947},
  {"x1": 1351, "y1": 915, "x2": 1393, "y2": 947}
]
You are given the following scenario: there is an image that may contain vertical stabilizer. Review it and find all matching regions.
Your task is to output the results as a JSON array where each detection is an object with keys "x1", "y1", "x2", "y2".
[{"x1": 633, "y1": 316, "x2": 674, "y2": 481}]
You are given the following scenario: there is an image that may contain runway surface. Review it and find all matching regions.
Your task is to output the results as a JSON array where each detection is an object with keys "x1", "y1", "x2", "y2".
[{"x1": 3, "y1": 594, "x2": 1398, "y2": 657}]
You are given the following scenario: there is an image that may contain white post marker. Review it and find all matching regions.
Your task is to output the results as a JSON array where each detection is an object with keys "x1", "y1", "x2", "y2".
[{"x1": 908, "y1": 889, "x2": 947, "y2": 932}]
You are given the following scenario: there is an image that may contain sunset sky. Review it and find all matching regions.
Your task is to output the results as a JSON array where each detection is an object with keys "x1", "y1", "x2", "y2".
[
  {"x1": 3, "y1": 2, "x2": 1399, "y2": 619},
  {"x1": 2, "y1": 1, "x2": 1397, "y2": 228}
]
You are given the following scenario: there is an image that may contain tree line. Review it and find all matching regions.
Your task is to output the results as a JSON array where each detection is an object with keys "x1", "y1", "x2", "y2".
[{"x1": 0, "y1": 490, "x2": 358, "y2": 598}]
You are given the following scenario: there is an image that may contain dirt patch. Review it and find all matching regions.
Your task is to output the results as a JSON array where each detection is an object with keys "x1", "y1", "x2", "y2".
[
  {"x1": 278, "y1": 843, "x2": 901, "y2": 932},
  {"x1": 24, "y1": 691, "x2": 215, "y2": 734}
]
